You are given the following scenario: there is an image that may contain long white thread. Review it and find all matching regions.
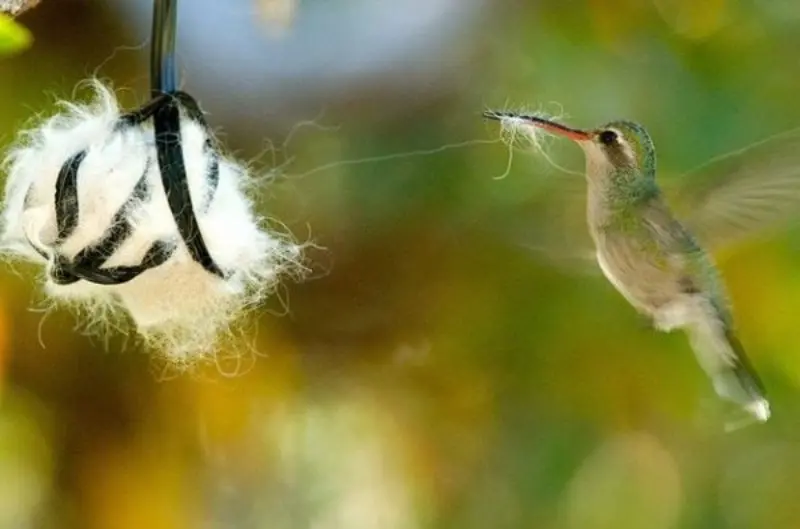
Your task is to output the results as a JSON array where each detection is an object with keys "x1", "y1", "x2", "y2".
[{"x1": 287, "y1": 137, "x2": 502, "y2": 179}]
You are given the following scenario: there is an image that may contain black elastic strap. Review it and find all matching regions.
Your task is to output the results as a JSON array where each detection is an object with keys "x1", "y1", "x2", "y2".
[
  {"x1": 54, "y1": 150, "x2": 86, "y2": 243},
  {"x1": 48, "y1": 159, "x2": 179, "y2": 286},
  {"x1": 116, "y1": 94, "x2": 171, "y2": 130},
  {"x1": 153, "y1": 97, "x2": 224, "y2": 278},
  {"x1": 50, "y1": 241, "x2": 177, "y2": 286},
  {"x1": 69, "y1": 166, "x2": 150, "y2": 270}
]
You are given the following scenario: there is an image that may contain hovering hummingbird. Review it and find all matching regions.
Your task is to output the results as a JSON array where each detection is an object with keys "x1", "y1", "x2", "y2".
[{"x1": 483, "y1": 111, "x2": 779, "y2": 425}]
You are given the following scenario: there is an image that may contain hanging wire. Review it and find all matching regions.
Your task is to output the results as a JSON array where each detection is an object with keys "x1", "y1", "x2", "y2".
[
  {"x1": 148, "y1": 0, "x2": 225, "y2": 277},
  {"x1": 151, "y1": 0, "x2": 178, "y2": 96}
]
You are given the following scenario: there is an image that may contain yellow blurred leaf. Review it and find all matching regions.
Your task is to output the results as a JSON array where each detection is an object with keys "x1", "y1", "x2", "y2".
[{"x1": 0, "y1": 12, "x2": 31, "y2": 55}]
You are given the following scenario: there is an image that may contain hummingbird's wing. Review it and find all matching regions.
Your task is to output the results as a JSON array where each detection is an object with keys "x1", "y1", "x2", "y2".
[
  {"x1": 482, "y1": 171, "x2": 599, "y2": 275},
  {"x1": 665, "y1": 127, "x2": 800, "y2": 250}
]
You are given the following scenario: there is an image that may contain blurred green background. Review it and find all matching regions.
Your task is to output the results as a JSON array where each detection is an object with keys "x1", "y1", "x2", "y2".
[{"x1": 2, "y1": 0, "x2": 800, "y2": 527}]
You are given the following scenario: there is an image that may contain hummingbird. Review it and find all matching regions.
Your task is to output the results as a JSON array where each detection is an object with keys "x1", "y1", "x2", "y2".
[{"x1": 483, "y1": 111, "x2": 773, "y2": 425}]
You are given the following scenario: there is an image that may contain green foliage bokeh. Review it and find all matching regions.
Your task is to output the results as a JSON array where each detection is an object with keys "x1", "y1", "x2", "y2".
[{"x1": 0, "y1": 1, "x2": 800, "y2": 528}]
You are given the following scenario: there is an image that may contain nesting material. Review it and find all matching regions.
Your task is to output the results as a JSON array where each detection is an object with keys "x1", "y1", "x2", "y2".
[
  {"x1": 0, "y1": 82, "x2": 304, "y2": 364},
  {"x1": 0, "y1": 0, "x2": 41, "y2": 16},
  {"x1": 485, "y1": 107, "x2": 561, "y2": 154},
  {"x1": 484, "y1": 106, "x2": 584, "y2": 180}
]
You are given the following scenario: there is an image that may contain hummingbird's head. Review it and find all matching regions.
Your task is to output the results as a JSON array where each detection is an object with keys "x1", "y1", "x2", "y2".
[
  {"x1": 483, "y1": 112, "x2": 657, "y2": 179},
  {"x1": 586, "y1": 120, "x2": 656, "y2": 178}
]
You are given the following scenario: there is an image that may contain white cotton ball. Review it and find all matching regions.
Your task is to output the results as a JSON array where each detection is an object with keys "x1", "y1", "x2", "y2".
[{"x1": 0, "y1": 82, "x2": 305, "y2": 364}]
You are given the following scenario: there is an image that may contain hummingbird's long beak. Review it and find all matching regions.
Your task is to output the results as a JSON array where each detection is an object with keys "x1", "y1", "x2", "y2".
[{"x1": 483, "y1": 111, "x2": 591, "y2": 142}]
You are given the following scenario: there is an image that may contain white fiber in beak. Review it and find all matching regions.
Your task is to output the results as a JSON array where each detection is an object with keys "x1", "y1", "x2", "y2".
[
  {"x1": 495, "y1": 114, "x2": 552, "y2": 154},
  {"x1": 485, "y1": 106, "x2": 583, "y2": 180},
  {"x1": 0, "y1": 81, "x2": 305, "y2": 365}
]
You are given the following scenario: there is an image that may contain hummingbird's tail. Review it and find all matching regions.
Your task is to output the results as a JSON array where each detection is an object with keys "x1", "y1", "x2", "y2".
[{"x1": 686, "y1": 316, "x2": 770, "y2": 426}]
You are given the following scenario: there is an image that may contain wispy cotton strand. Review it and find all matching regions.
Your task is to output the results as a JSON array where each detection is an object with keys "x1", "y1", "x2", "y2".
[{"x1": 484, "y1": 104, "x2": 584, "y2": 179}]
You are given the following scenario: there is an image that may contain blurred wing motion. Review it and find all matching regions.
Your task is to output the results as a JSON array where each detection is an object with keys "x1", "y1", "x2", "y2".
[
  {"x1": 666, "y1": 127, "x2": 800, "y2": 250},
  {"x1": 485, "y1": 171, "x2": 600, "y2": 275}
]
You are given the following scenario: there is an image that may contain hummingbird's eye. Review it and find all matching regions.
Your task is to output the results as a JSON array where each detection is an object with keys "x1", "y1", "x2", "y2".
[{"x1": 599, "y1": 130, "x2": 618, "y2": 145}]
